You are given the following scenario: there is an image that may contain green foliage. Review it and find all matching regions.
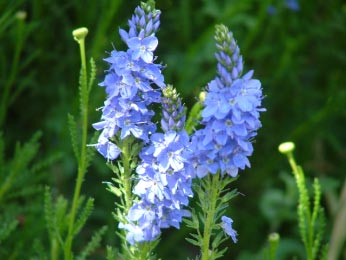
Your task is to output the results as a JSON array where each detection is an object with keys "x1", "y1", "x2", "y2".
[
  {"x1": 278, "y1": 142, "x2": 328, "y2": 260},
  {"x1": 76, "y1": 225, "x2": 108, "y2": 260},
  {"x1": 185, "y1": 173, "x2": 238, "y2": 260}
]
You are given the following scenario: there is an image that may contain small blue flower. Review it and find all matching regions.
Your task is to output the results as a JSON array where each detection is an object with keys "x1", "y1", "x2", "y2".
[
  {"x1": 221, "y1": 216, "x2": 238, "y2": 243},
  {"x1": 127, "y1": 35, "x2": 158, "y2": 63}
]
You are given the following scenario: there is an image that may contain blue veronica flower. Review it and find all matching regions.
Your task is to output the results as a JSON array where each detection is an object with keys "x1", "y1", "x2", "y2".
[
  {"x1": 127, "y1": 35, "x2": 158, "y2": 63},
  {"x1": 93, "y1": 2, "x2": 165, "y2": 160},
  {"x1": 121, "y1": 86, "x2": 194, "y2": 244},
  {"x1": 189, "y1": 24, "x2": 264, "y2": 178},
  {"x1": 221, "y1": 216, "x2": 238, "y2": 243}
]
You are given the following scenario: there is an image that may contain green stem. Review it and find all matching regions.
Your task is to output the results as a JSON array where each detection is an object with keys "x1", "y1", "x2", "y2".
[
  {"x1": 51, "y1": 238, "x2": 59, "y2": 260},
  {"x1": 201, "y1": 173, "x2": 221, "y2": 260},
  {"x1": 64, "y1": 32, "x2": 89, "y2": 260},
  {"x1": 120, "y1": 137, "x2": 133, "y2": 213},
  {"x1": 118, "y1": 137, "x2": 136, "y2": 259}
]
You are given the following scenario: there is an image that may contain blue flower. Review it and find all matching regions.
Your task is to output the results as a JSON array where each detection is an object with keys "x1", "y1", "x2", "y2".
[
  {"x1": 189, "y1": 25, "x2": 264, "y2": 178},
  {"x1": 93, "y1": 3, "x2": 165, "y2": 161},
  {"x1": 127, "y1": 35, "x2": 158, "y2": 63},
  {"x1": 122, "y1": 86, "x2": 194, "y2": 244},
  {"x1": 221, "y1": 216, "x2": 238, "y2": 243}
]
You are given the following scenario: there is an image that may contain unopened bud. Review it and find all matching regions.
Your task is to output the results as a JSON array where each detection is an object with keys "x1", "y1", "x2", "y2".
[{"x1": 278, "y1": 142, "x2": 295, "y2": 154}]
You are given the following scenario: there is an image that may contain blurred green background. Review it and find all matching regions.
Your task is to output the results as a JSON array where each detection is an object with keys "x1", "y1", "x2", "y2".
[{"x1": 1, "y1": 0, "x2": 345, "y2": 259}]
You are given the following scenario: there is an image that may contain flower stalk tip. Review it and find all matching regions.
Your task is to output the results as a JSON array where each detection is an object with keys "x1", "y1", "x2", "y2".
[
  {"x1": 15, "y1": 11, "x2": 27, "y2": 21},
  {"x1": 278, "y1": 142, "x2": 295, "y2": 155},
  {"x1": 72, "y1": 27, "x2": 88, "y2": 43}
]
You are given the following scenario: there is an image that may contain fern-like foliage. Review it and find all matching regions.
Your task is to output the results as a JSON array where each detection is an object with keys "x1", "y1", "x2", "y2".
[
  {"x1": 0, "y1": 132, "x2": 60, "y2": 259},
  {"x1": 185, "y1": 173, "x2": 238, "y2": 260},
  {"x1": 76, "y1": 225, "x2": 108, "y2": 260},
  {"x1": 279, "y1": 142, "x2": 328, "y2": 260},
  {"x1": 43, "y1": 30, "x2": 106, "y2": 260},
  {"x1": 68, "y1": 113, "x2": 80, "y2": 162}
]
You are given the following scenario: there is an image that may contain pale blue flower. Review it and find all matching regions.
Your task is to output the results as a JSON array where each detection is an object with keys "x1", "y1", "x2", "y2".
[{"x1": 221, "y1": 216, "x2": 238, "y2": 243}]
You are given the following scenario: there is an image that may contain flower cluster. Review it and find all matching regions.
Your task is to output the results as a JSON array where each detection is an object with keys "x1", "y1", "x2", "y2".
[
  {"x1": 119, "y1": 86, "x2": 194, "y2": 244},
  {"x1": 189, "y1": 24, "x2": 264, "y2": 179},
  {"x1": 92, "y1": 2, "x2": 165, "y2": 160}
]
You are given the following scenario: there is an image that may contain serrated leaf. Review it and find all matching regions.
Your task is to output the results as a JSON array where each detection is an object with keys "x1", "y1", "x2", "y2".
[
  {"x1": 74, "y1": 197, "x2": 94, "y2": 236},
  {"x1": 55, "y1": 195, "x2": 69, "y2": 233},
  {"x1": 87, "y1": 58, "x2": 96, "y2": 93},
  {"x1": 76, "y1": 226, "x2": 108, "y2": 260},
  {"x1": 44, "y1": 186, "x2": 54, "y2": 239},
  {"x1": 79, "y1": 66, "x2": 88, "y2": 114},
  {"x1": 68, "y1": 113, "x2": 80, "y2": 161}
]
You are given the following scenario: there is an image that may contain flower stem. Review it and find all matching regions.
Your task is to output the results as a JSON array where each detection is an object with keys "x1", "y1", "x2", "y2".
[
  {"x1": 201, "y1": 173, "x2": 221, "y2": 260},
  {"x1": 120, "y1": 137, "x2": 134, "y2": 213},
  {"x1": 64, "y1": 28, "x2": 89, "y2": 260}
]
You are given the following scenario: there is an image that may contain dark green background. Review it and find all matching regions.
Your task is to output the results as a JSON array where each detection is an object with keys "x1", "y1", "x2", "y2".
[{"x1": 1, "y1": 0, "x2": 345, "y2": 259}]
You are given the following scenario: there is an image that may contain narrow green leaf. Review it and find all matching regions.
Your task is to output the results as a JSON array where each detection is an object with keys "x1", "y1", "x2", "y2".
[
  {"x1": 212, "y1": 246, "x2": 228, "y2": 260},
  {"x1": 55, "y1": 195, "x2": 69, "y2": 233},
  {"x1": 68, "y1": 113, "x2": 80, "y2": 161},
  {"x1": 311, "y1": 178, "x2": 321, "y2": 225},
  {"x1": 74, "y1": 197, "x2": 94, "y2": 236},
  {"x1": 212, "y1": 231, "x2": 224, "y2": 250},
  {"x1": 185, "y1": 237, "x2": 201, "y2": 247},
  {"x1": 87, "y1": 58, "x2": 96, "y2": 93},
  {"x1": 185, "y1": 99, "x2": 203, "y2": 135},
  {"x1": 44, "y1": 186, "x2": 54, "y2": 240},
  {"x1": 78, "y1": 65, "x2": 88, "y2": 117}
]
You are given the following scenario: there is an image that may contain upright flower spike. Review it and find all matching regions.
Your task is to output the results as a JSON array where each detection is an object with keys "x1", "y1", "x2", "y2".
[
  {"x1": 190, "y1": 24, "x2": 264, "y2": 178},
  {"x1": 120, "y1": 85, "x2": 194, "y2": 244},
  {"x1": 93, "y1": 1, "x2": 165, "y2": 160},
  {"x1": 214, "y1": 24, "x2": 243, "y2": 87}
]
